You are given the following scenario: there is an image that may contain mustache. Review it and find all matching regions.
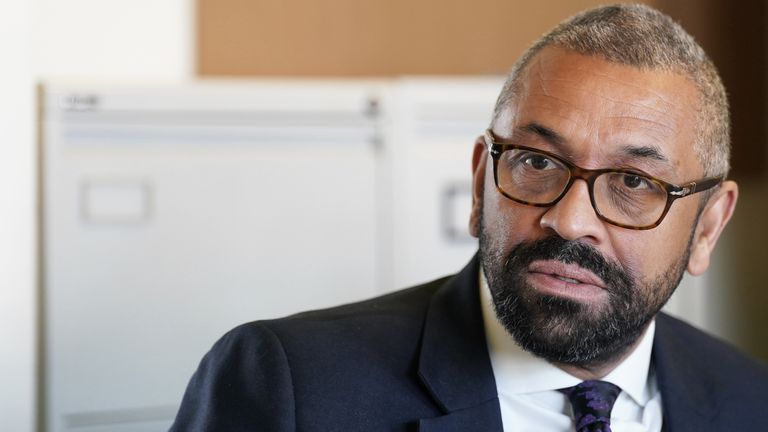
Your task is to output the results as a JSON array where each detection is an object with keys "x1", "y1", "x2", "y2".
[{"x1": 505, "y1": 236, "x2": 635, "y2": 295}]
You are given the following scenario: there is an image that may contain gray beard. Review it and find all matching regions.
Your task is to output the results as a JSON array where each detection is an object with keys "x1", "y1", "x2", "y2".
[{"x1": 478, "y1": 216, "x2": 690, "y2": 368}]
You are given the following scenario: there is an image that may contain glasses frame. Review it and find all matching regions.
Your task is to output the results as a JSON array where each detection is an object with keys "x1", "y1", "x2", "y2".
[{"x1": 484, "y1": 129, "x2": 724, "y2": 230}]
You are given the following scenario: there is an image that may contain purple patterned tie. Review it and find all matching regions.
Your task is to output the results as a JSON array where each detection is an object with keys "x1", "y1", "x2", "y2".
[{"x1": 560, "y1": 380, "x2": 621, "y2": 432}]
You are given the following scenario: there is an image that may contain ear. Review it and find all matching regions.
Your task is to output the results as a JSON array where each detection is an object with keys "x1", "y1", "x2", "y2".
[
  {"x1": 687, "y1": 180, "x2": 738, "y2": 275},
  {"x1": 468, "y1": 136, "x2": 488, "y2": 238}
]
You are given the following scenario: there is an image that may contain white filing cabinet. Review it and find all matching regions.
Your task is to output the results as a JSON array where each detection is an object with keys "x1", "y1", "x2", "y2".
[{"x1": 42, "y1": 81, "x2": 387, "y2": 431}]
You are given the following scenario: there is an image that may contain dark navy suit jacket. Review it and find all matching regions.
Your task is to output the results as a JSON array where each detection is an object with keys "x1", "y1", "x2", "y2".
[{"x1": 171, "y1": 256, "x2": 768, "y2": 431}]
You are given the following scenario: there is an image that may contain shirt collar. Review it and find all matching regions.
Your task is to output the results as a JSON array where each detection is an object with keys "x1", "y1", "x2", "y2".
[{"x1": 479, "y1": 267, "x2": 655, "y2": 406}]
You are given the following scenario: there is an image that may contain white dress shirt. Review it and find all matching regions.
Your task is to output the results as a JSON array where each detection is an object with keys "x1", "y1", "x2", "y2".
[{"x1": 479, "y1": 271, "x2": 663, "y2": 432}]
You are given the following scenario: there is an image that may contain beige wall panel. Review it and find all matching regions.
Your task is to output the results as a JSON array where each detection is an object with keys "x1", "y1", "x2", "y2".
[{"x1": 198, "y1": 0, "x2": 659, "y2": 76}]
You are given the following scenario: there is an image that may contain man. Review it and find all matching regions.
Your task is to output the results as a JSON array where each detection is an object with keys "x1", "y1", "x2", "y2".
[{"x1": 171, "y1": 4, "x2": 768, "y2": 431}]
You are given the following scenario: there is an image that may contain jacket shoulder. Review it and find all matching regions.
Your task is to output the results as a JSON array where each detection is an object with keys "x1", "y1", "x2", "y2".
[
  {"x1": 656, "y1": 312, "x2": 768, "y2": 384},
  {"x1": 171, "y1": 273, "x2": 464, "y2": 430},
  {"x1": 170, "y1": 321, "x2": 296, "y2": 431},
  {"x1": 252, "y1": 276, "x2": 450, "y2": 362},
  {"x1": 655, "y1": 311, "x2": 768, "y2": 428}
]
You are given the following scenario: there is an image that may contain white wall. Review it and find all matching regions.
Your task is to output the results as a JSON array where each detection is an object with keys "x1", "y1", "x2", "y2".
[
  {"x1": 0, "y1": 2, "x2": 36, "y2": 430},
  {"x1": 31, "y1": 0, "x2": 194, "y2": 82},
  {"x1": 0, "y1": 1, "x2": 194, "y2": 430}
]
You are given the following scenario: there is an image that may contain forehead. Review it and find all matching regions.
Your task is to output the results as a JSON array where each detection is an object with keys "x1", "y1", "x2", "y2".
[{"x1": 499, "y1": 46, "x2": 702, "y2": 178}]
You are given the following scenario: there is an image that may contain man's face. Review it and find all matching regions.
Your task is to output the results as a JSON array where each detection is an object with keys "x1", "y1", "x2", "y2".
[{"x1": 474, "y1": 47, "x2": 706, "y2": 367}]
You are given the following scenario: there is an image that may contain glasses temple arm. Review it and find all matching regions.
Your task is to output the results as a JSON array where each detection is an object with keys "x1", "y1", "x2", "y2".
[{"x1": 673, "y1": 176, "x2": 724, "y2": 197}]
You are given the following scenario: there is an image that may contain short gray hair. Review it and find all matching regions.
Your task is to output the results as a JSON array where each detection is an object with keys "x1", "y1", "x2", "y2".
[{"x1": 492, "y1": 4, "x2": 730, "y2": 177}]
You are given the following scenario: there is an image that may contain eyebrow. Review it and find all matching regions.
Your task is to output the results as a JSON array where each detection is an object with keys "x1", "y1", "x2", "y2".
[
  {"x1": 517, "y1": 123, "x2": 566, "y2": 148},
  {"x1": 515, "y1": 122, "x2": 673, "y2": 167},
  {"x1": 619, "y1": 145, "x2": 670, "y2": 163}
]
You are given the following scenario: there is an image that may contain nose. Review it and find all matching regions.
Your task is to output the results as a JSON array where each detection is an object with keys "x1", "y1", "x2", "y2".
[{"x1": 539, "y1": 179, "x2": 606, "y2": 244}]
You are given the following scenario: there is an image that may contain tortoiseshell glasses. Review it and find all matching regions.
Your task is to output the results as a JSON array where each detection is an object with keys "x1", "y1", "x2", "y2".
[{"x1": 484, "y1": 129, "x2": 723, "y2": 230}]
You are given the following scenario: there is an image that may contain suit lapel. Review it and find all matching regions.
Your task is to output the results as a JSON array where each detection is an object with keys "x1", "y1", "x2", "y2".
[
  {"x1": 416, "y1": 256, "x2": 503, "y2": 431},
  {"x1": 653, "y1": 313, "x2": 719, "y2": 432}
]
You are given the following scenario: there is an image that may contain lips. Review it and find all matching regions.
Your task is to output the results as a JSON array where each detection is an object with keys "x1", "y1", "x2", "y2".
[
  {"x1": 528, "y1": 260, "x2": 607, "y2": 289},
  {"x1": 528, "y1": 260, "x2": 607, "y2": 301}
]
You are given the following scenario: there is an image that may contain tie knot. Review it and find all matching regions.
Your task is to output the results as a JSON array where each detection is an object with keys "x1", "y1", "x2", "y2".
[{"x1": 561, "y1": 380, "x2": 621, "y2": 432}]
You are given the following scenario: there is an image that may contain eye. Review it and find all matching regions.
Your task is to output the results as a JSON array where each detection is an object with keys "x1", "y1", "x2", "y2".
[
  {"x1": 524, "y1": 154, "x2": 555, "y2": 170},
  {"x1": 622, "y1": 174, "x2": 651, "y2": 189}
]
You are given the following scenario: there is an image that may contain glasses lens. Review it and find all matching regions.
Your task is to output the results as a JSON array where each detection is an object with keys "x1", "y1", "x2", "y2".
[
  {"x1": 496, "y1": 148, "x2": 570, "y2": 204},
  {"x1": 594, "y1": 172, "x2": 667, "y2": 227}
]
